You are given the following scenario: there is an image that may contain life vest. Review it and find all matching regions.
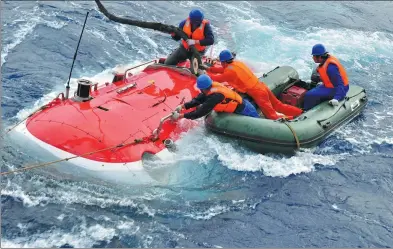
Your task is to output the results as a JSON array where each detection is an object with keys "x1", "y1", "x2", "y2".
[
  {"x1": 181, "y1": 18, "x2": 209, "y2": 52},
  {"x1": 225, "y1": 61, "x2": 260, "y2": 93},
  {"x1": 206, "y1": 82, "x2": 243, "y2": 113},
  {"x1": 317, "y1": 55, "x2": 349, "y2": 88}
]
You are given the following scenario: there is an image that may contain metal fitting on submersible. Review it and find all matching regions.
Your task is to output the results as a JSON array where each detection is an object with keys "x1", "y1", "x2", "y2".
[{"x1": 164, "y1": 139, "x2": 177, "y2": 152}]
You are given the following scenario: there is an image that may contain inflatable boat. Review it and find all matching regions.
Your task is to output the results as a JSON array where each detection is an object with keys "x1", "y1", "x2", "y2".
[{"x1": 204, "y1": 65, "x2": 368, "y2": 154}]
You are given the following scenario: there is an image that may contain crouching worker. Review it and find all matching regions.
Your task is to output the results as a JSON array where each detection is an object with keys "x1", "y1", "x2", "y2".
[
  {"x1": 206, "y1": 49, "x2": 303, "y2": 120},
  {"x1": 171, "y1": 75, "x2": 259, "y2": 121}
]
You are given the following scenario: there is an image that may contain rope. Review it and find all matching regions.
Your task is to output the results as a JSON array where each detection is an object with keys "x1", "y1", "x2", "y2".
[
  {"x1": 1, "y1": 91, "x2": 69, "y2": 138},
  {"x1": 1, "y1": 105, "x2": 48, "y2": 139},
  {"x1": 316, "y1": 100, "x2": 347, "y2": 125},
  {"x1": 316, "y1": 89, "x2": 366, "y2": 125},
  {"x1": 281, "y1": 120, "x2": 300, "y2": 149},
  {"x1": 0, "y1": 138, "x2": 146, "y2": 176}
]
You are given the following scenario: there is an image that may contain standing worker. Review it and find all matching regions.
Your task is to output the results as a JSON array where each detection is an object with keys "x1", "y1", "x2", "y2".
[{"x1": 165, "y1": 9, "x2": 215, "y2": 65}]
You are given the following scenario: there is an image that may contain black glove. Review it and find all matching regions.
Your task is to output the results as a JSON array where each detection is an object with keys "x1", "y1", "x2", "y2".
[
  {"x1": 311, "y1": 73, "x2": 320, "y2": 83},
  {"x1": 310, "y1": 67, "x2": 320, "y2": 82}
]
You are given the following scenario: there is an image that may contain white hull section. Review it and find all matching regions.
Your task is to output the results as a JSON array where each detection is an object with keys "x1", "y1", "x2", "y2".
[{"x1": 12, "y1": 121, "x2": 175, "y2": 184}]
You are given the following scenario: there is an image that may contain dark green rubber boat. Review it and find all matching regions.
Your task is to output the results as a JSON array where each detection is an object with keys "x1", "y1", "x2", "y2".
[{"x1": 204, "y1": 66, "x2": 368, "y2": 154}]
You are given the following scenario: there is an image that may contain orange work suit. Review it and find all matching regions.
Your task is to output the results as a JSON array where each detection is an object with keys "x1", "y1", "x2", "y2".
[{"x1": 207, "y1": 62, "x2": 303, "y2": 120}]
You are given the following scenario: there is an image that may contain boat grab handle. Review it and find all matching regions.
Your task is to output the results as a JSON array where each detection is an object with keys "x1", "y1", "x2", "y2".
[
  {"x1": 151, "y1": 113, "x2": 173, "y2": 141},
  {"x1": 316, "y1": 89, "x2": 366, "y2": 128},
  {"x1": 316, "y1": 100, "x2": 347, "y2": 127},
  {"x1": 124, "y1": 60, "x2": 156, "y2": 78}
]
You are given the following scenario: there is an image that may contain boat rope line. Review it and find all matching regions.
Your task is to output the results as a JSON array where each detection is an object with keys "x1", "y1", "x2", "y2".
[
  {"x1": 316, "y1": 89, "x2": 366, "y2": 126},
  {"x1": 0, "y1": 137, "x2": 148, "y2": 176},
  {"x1": 115, "y1": 130, "x2": 147, "y2": 151},
  {"x1": 2, "y1": 91, "x2": 71, "y2": 138},
  {"x1": 1, "y1": 104, "x2": 49, "y2": 139},
  {"x1": 281, "y1": 120, "x2": 301, "y2": 149}
]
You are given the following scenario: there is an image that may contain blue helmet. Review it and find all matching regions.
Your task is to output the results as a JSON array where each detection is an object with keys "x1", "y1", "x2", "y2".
[
  {"x1": 196, "y1": 74, "x2": 212, "y2": 90},
  {"x1": 311, "y1": 44, "x2": 327, "y2": 56},
  {"x1": 219, "y1": 49, "x2": 234, "y2": 62},
  {"x1": 189, "y1": 9, "x2": 204, "y2": 23}
]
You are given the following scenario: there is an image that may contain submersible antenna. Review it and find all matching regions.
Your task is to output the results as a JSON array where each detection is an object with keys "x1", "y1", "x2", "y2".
[{"x1": 65, "y1": 12, "x2": 89, "y2": 99}]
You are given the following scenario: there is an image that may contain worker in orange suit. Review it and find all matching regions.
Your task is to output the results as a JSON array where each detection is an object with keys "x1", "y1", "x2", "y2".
[{"x1": 204, "y1": 50, "x2": 303, "y2": 120}]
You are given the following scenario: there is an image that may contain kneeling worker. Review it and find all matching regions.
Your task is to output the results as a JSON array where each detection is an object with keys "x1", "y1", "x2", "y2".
[{"x1": 171, "y1": 75, "x2": 259, "y2": 121}]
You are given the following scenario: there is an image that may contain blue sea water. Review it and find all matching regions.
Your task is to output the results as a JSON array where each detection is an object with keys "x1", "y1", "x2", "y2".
[{"x1": 1, "y1": 1, "x2": 393, "y2": 247}]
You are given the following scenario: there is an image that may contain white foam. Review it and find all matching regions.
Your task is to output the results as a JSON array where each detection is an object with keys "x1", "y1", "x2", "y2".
[
  {"x1": 336, "y1": 105, "x2": 393, "y2": 152},
  {"x1": 135, "y1": 28, "x2": 159, "y2": 49},
  {"x1": 17, "y1": 223, "x2": 30, "y2": 232},
  {"x1": 69, "y1": 1, "x2": 83, "y2": 8},
  {"x1": 1, "y1": 175, "x2": 160, "y2": 219},
  {"x1": 1, "y1": 6, "x2": 67, "y2": 66},
  {"x1": 115, "y1": 24, "x2": 133, "y2": 45},
  {"x1": 238, "y1": 19, "x2": 278, "y2": 34},
  {"x1": 167, "y1": 125, "x2": 342, "y2": 178},
  {"x1": 1, "y1": 223, "x2": 117, "y2": 248},
  {"x1": 88, "y1": 224, "x2": 116, "y2": 242},
  {"x1": 15, "y1": 91, "x2": 60, "y2": 121},
  {"x1": 184, "y1": 205, "x2": 230, "y2": 220},
  {"x1": 57, "y1": 214, "x2": 66, "y2": 221},
  {"x1": 1, "y1": 8, "x2": 40, "y2": 66},
  {"x1": 41, "y1": 19, "x2": 67, "y2": 30},
  {"x1": 231, "y1": 19, "x2": 393, "y2": 80},
  {"x1": 232, "y1": 199, "x2": 245, "y2": 204},
  {"x1": 176, "y1": 1, "x2": 197, "y2": 8},
  {"x1": 206, "y1": 137, "x2": 340, "y2": 177},
  {"x1": 215, "y1": 2, "x2": 257, "y2": 20},
  {"x1": 87, "y1": 29, "x2": 108, "y2": 42},
  {"x1": 1, "y1": 184, "x2": 50, "y2": 207}
]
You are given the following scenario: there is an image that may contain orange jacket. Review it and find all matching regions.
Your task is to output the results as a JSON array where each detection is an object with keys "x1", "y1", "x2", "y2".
[
  {"x1": 181, "y1": 18, "x2": 209, "y2": 52},
  {"x1": 317, "y1": 55, "x2": 349, "y2": 88},
  {"x1": 206, "y1": 82, "x2": 243, "y2": 113},
  {"x1": 208, "y1": 60, "x2": 259, "y2": 93}
]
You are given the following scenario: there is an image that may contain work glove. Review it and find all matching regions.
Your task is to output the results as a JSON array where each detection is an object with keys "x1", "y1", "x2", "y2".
[
  {"x1": 328, "y1": 99, "x2": 339, "y2": 106},
  {"x1": 175, "y1": 105, "x2": 183, "y2": 112},
  {"x1": 310, "y1": 68, "x2": 320, "y2": 83},
  {"x1": 171, "y1": 111, "x2": 181, "y2": 121},
  {"x1": 311, "y1": 74, "x2": 321, "y2": 84},
  {"x1": 187, "y1": 39, "x2": 197, "y2": 46}
]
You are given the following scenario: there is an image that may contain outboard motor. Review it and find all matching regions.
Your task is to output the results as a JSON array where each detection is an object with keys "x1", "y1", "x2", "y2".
[{"x1": 74, "y1": 79, "x2": 92, "y2": 102}]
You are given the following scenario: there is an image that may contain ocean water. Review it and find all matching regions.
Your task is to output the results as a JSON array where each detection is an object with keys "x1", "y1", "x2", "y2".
[{"x1": 1, "y1": 1, "x2": 393, "y2": 247}]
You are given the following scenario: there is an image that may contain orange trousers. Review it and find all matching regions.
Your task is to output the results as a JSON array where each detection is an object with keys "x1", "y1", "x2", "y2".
[{"x1": 246, "y1": 83, "x2": 303, "y2": 120}]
